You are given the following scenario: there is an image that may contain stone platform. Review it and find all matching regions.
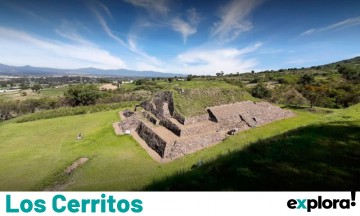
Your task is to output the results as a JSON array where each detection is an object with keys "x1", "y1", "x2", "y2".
[{"x1": 115, "y1": 91, "x2": 295, "y2": 161}]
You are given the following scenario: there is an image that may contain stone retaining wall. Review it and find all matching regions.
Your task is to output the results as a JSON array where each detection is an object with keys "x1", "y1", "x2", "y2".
[
  {"x1": 136, "y1": 122, "x2": 168, "y2": 157},
  {"x1": 159, "y1": 118, "x2": 181, "y2": 136},
  {"x1": 172, "y1": 111, "x2": 185, "y2": 124},
  {"x1": 143, "y1": 112, "x2": 159, "y2": 125}
]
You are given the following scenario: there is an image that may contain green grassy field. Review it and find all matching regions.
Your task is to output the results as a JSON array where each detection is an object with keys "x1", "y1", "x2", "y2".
[
  {"x1": 1, "y1": 101, "x2": 359, "y2": 191},
  {"x1": 0, "y1": 86, "x2": 68, "y2": 101}
]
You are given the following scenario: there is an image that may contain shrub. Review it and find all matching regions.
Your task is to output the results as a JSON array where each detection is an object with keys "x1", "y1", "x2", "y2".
[
  {"x1": 338, "y1": 66, "x2": 360, "y2": 83},
  {"x1": 0, "y1": 100, "x2": 17, "y2": 121},
  {"x1": 298, "y1": 74, "x2": 315, "y2": 85},
  {"x1": 251, "y1": 83, "x2": 271, "y2": 99},
  {"x1": 271, "y1": 87, "x2": 309, "y2": 106},
  {"x1": 65, "y1": 84, "x2": 101, "y2": 106},
  {"x1": 186, "y1": 75, "x2": 193, "y2": 81}
]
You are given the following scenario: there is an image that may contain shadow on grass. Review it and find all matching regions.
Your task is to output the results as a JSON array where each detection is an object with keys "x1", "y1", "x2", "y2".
[
  {"x1": 145, "y1": 121, "x2": 360, "y2": 191},
  {"x1": 281, "y1": 105, "x2": 333, "y2": 114},
  {"x1": 281, "y1": 105, "x2": 308, "y2": 110}
]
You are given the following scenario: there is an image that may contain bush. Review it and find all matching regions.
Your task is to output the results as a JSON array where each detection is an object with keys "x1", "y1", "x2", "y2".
[
  {"x1": 134, "y1": 79, "x2": 148, "y2": 85},
  {"x1": 338, "y1": 66, "x2": 360, "y2": 83},
  {"x1": 271, "y1": 87, "x2": 309, "y2": 106},
  {"x1": 0, "y1": 100, "x2": 17, "y2": 121},
  {"x1": 249, "y1": 77, "x2": 261, "y2": 83},
  {"x1": 186, "y1": 75, "x2": 193, "y2": 81},
  {"x1": 65, "y1": 84, "x2": 101, "y2": 106},
  {"x1": 298, "y1": 74, "x2": 314, "y2": 85},
  {"x1": 31, "y1": 84, "x2": 42, "y2": 92},
  {"x1": 251, "y1": 83, "x2": 271, "y2": 99}
]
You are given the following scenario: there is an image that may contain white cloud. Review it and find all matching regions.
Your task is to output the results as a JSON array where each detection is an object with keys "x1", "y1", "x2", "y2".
[
  {"x1": 186, "y1": 8, "x2": 201, "y2": 25},
  {"x1": 91, "y1": 7, "x2": 127, "y2": 47},
  {"x1": 301, "y1": 28, "x2": 316, "y2": 36},
  {"x1": 170, "y1": 18, "x2": 197, "y2": 44},
  {"x1": 211, "y1": 0, "x2": 263, "y2": 41},
  {"x1": 91, "y1": 5, "x2": 162, "y2": 67},
  {"x1": 127, "y1": 36, "x2": 162, "y2": 65},
  {"x1": 0, "y1": 1, "x2": 50, "y2": 24},
  {"x1": 174, "y1": 43, "x2": 262, "y2": 75},
  {"x1": 95, "y1": 1, "x2": 113, "y2": 18},
  {"x1": 260, "y1": 49, "x2": 283, "y2": 54},
  {"x1": 54, "y1": 20, "x2": 95, "y2": 46},
  {"x1": 125, "y1": 0, "x2": 199, "y2": 44},
  {"x1": 0, "y1": 26, "x2": 126, "y2": 69},
  {"x1": 301, "y1": 16, "x2": 360, "y2": 36},
  {"x1": 124, "y1": 0, "x2": 169, "y2": 16}
]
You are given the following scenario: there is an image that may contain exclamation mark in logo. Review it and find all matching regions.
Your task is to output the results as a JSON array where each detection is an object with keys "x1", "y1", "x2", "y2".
[{"x1": 351, "y1": 191, "x2": 356, "y2": 207}]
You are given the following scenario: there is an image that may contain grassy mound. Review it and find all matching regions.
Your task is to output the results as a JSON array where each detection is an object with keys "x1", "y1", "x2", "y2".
[
  {"x1": 158, "y1": 80, "x2": 255, "y2": 117},
  {"x1": 173, "y1": 87, "x2": 254, "y2": 117}
]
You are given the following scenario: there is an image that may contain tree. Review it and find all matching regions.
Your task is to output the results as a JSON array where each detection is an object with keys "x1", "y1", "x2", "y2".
[
  {"x1": 216, "y1": 71, "x2": 224, "y2": 77},
  {"x1": 17, "y1": 99, "x2": 41, "y2": 114},
  {"x1": 134, "y1": 79, "x2": 147, "y2": 85},
  {"x1": 65, "y1": 84, "x2": 101, "y2": 106},
  {"x1": 98, "y1": 78, "x2": 110, "y2": 83},
  {"x1": 301, "y1": 85, "x2": 325, "y2": 108},
  {"x1": 31, "y1": 84, "x2": 42, "y2": 92},
  {"x1": 186, "y1": 74, "x2": 193, "y2": 81},
  {"x1": 0, "y1": 100, "x2": 17, "y2": 121},
  {"x1": 20, "y1": 83, "x2": 29, "y2": 90},
  {"x1": 298, "y1": 74, "x2": 314, "y2": 85},
  {"x1": 251, "y1": 83, "x2": 271, "y2": 99}
]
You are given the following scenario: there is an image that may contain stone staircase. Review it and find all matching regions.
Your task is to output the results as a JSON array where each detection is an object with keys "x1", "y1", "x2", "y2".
[{"x1": 135, "y1": 113, "x2": 228, "y2": 159}]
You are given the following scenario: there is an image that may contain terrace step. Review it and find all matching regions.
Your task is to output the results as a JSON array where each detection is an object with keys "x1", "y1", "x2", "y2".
[
  {"x1": 167, "y1": 131, "x2": 226, "y2": 159},
  {"x1": 140, "y1": 120, "x2": 178, "y2": 143}
]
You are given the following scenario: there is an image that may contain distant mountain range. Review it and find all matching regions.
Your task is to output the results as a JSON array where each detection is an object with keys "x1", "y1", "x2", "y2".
[{"x1": 0, "y1": 63, "x2": 186, "y2": 77}]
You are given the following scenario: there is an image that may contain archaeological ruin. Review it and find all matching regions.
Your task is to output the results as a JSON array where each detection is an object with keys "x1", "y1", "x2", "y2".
[{"x1": 114, "y1": 91, "x2": 295, "y2": 161}]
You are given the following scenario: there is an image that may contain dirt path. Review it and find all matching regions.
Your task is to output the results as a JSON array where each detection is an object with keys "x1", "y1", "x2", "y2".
[{"x1": 44, "y1": 157, "x2": 88, "y2": 191}]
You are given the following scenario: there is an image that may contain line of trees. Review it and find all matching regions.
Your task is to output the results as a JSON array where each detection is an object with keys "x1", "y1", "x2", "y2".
[{"x1": 0, "y1": 84, "x2": 148, "y2": 122}]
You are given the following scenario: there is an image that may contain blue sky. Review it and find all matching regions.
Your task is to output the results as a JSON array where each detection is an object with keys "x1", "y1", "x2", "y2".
[{"x1": 0, "y1": 0, "x2": 359, "y2": 75}]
